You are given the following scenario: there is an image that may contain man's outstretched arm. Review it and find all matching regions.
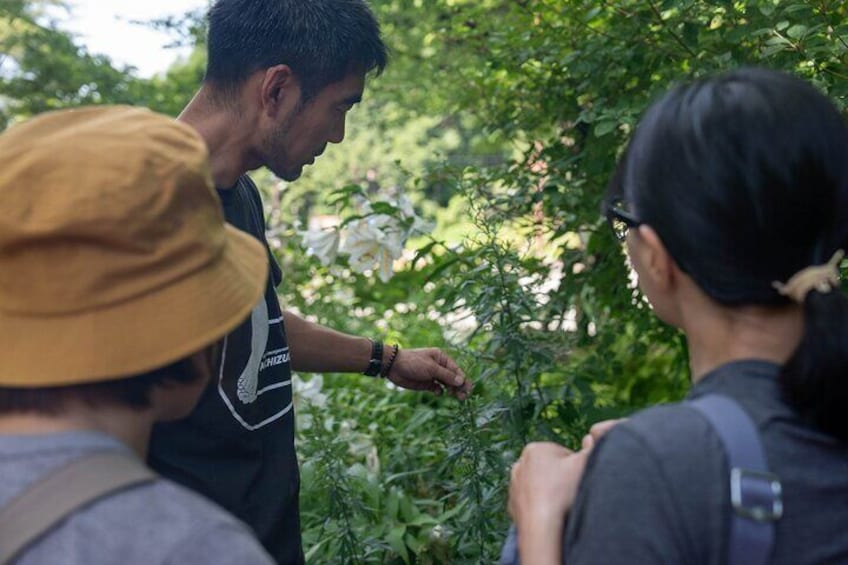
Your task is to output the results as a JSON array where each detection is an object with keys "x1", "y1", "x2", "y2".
[{"x1": 282, "y1": 310, "x2": 471, "y2": 399}]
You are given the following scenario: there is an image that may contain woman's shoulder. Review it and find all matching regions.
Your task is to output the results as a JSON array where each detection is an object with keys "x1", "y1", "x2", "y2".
[
  {"x1": 565, "y1": 402, "x2": 728, "y2": 563},
  {"x1": 610, "y1": 401, "x2": 721, "y2": 459}
]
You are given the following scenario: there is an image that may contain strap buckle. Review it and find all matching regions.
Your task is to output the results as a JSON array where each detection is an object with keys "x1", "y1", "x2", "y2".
[{"x1": 730, "y1": 467, "x2": 783, "y2": 522}]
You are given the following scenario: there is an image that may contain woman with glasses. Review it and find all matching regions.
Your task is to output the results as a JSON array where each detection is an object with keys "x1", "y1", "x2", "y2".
[{"x1": 507, "y1": 67, "x2": 848, "y2": 564}]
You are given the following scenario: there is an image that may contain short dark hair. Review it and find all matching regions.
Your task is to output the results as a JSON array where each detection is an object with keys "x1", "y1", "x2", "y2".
[
  {"x1": 613, "y1": 67, "x2": 848, "y2": 440},
  {"x1": 204, "y1": 0, "x2": 388, "y2": 100},
  {"x1": 0, "y1": 355, "x2": 208, "y2": 415}
]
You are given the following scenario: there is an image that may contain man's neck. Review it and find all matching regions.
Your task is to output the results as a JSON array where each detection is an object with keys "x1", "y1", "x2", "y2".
[
  {"x1": 0, "y1": 404, "x2": 156, "y2": 458},
  {"x1": 178, "y1": 86, "x2": 259, "y2": 189}
]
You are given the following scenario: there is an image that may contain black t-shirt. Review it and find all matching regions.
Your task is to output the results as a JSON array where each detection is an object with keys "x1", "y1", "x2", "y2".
[
  {"x1": 564, "y1": 360, "x2": 848, "y2": 564},
  {"x1": 149, "y1": 175, "x2": 303, "y2": 564}
]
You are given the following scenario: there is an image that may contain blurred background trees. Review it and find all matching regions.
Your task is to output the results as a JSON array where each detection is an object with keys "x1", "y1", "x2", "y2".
[{"x1": 2, "y1": 1, "x2": 846, "y2": 562}]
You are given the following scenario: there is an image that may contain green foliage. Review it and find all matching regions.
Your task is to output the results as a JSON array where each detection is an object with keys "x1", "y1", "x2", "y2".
[
  {"x1": 296, "y1": 376, "x2": 464, "y2": 564},
  {"x1": 284, "y1": 1, "x2": 846, "y2": 562},
  {"x1": 0, "y1": 1, "x2": 145, "y2": 127},
  {"x1": 4, "y1": 0, "x2": 847, "y2": 562},
  {"x1": 0, "y1": 1, "x2": 207, "y2": 126}
]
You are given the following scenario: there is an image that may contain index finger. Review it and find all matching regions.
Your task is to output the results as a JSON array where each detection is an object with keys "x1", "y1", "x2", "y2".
[
  {"x1": 445, "y1": 378, "x2": 473, "y2": 401},
  {"x1": 589, "y1": 418, "x2": 624, "y2": 442}
]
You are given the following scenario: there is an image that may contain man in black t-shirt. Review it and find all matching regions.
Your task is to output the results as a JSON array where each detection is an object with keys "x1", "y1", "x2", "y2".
[{"x1": 147, "y1": 2, "x2": 472, "y2": 563}]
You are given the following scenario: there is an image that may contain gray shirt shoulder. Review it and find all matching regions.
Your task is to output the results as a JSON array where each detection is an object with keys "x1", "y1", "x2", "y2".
[
  {"x1": 0, "y1": 431, "x2": 274, "y2": 565},
  {"x1": 564, "y1": 360, "x2": 848, "y2": 565}
]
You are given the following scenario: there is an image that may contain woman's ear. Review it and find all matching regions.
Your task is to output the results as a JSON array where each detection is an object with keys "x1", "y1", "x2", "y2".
[
  {"x1": 628, "y1": 224, "x2": 691, "y2": 327},
  {"x1": 633, "y1": 224, "x2": 678, "y2": 292}
]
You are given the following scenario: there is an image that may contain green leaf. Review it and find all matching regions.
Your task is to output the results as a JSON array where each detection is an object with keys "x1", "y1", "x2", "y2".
[
  {"x1": 405, "y1": 532, "x2": 425, "y2": 554},
  {"x1": 786, "y1": 24, "x2": 808, "y2": 40},
  {"x1": 399, "y1": 494, "x2": 419, "y2": 523},
  {"x1": 408, "y1": 513, "x2": 439, "y2": 526},
  {"x1": 594, "y1": 120, "x2": 617, "y2": 137},
  {"x1": 387, "y1": 525, "x2": 409, "y2": 563},
  {"x1": 386, "y1": 490, "x2": 400, "y2": 520}
]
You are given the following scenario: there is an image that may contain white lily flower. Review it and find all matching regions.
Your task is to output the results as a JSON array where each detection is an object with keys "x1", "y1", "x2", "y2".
[
  {"x1": 377, "y1": 245, "x2": 397, "y2": 282},
  {"x1": 398, "y1": 194, "x2": 435, "y2": 234},
  {"x1": 410, "y1": 216, "x2": 436, "y2": 235},
  {"x1": 341, "y1": 216, "x2": 404, "y2": 282},
  {"x1": 352, "y1": 194, "x2": 373, "y2": 215},
  {"x1": 293, "y1": 374, "x2": 328, "y2": 409},
  {"x1": 398, "y1": 194, "x2": 416, "y2": 218},
  {"x1": 300, "y1": 228, "x2": 340, "y2": 266}
]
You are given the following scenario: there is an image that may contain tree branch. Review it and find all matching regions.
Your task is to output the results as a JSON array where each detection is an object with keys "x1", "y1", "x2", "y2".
[{"x1": 646, "y1": 0, "x2": 699, "y2": 58}]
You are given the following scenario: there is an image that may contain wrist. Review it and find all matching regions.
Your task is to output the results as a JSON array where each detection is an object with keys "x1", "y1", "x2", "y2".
[{"x1": 517, "y1": 520, "x2": 564, "y2": 565}]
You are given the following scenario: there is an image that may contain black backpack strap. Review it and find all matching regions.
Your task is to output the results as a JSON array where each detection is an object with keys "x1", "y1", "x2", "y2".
[
  {"x1": 0, "y1": 451, "x2": 157, "y2": 564},
  {"x1": 689, "y1": 394, "x2": 782, "y2": 565}
]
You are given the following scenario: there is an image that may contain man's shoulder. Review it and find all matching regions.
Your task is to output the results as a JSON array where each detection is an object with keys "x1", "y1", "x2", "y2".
[
  {"x1": 236, "y1": 174, "x2": 262, "y2": 200},
  {"x1": 236, "y1": 174, "x2": 267, "y2": 222},
  {"x1": 220, "y1": 174, "x2": 268, "y2": 238}
]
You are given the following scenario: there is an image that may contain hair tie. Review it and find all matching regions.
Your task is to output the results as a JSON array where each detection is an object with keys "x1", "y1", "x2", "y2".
[{"x1": 772, "y1": 250, "x2": 844, "y2": 303}]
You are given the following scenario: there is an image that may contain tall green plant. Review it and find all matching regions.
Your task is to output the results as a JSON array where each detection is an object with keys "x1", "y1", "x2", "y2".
[
  {"x1": 283, "y1": 2, "x2": 847, "y2": 562},
  {"x1": 6, "y1": 1, "x2": 846, "y2": 562}
]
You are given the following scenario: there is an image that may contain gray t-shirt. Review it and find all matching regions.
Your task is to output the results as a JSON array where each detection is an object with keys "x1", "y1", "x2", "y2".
[
  {"x1": 0, "y1": 431, "x2": 274, "y2": 565},
  {"x1": 564, "y1": 360, "x2": 848, "y2": 564}
]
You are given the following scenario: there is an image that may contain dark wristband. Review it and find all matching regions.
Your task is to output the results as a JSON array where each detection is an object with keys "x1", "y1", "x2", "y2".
[
  {"x1": 381, "y1": 344, "x2": 399, "y2": 379},
  {"x1": 363, "y1": 339, "x2": 383, "y2": 377}
]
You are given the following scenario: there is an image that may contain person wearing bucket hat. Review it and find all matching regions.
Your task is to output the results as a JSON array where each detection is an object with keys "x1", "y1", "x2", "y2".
[
  {"x1": 0, "y1": 106, "x2": 275, "y2": 564},
  {"x1": 147, "y1": 2, "x2": 472, "y2": 563}
]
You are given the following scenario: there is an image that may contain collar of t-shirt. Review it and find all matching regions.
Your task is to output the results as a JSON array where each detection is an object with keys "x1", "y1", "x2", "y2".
[
  {"x1": 0, "y1": 430, "x2": 131, "y2": 457},
  {"x1": 686, "y1": 359, "x2": 794, "y2": 424}
]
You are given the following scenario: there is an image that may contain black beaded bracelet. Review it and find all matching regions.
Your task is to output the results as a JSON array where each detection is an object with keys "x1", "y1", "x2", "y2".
[
  {"x1": 381, "y1": 344, "x2": 399, "y2": 379},
  {"x1": 363, "y1": 339, "x2": 383, "y2": 377}
]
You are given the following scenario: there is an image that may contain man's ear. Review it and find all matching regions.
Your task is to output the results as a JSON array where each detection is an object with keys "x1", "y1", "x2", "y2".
[
  {"x1": 260, "y1": 65, "x2": 299, "y2": 118},
  {"x1": 635, "y1": 225, "x2": 679, "y2": 292}
]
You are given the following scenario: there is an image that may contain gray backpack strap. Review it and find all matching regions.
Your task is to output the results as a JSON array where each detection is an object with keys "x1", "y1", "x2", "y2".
[
  {"x1": 499, "y1": 524, "x2": 519, "y2": 565},
  {"x1": 0, "y1": 451, "x2": 156, "y2": 564},
  {"x1": 690, "y1": 394, "x2": 782, "y2": 565}
]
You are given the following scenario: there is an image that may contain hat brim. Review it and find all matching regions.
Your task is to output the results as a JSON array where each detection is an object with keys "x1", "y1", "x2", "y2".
[{"x1": 0, "y1": 225, "x2": 268, "y2": 387}]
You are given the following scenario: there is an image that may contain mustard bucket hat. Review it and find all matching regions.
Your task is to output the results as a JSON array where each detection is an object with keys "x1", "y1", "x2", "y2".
[{"x1": 0, "y1": 106, "x2": 268, "y2": 387}]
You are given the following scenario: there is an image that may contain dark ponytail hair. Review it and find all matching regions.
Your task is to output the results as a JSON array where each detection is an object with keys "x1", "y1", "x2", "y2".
[
  {"x1": 781, "y1": 290, "x2": 848, "y2": 440},
  {"x1": 616, "y1": 67, "x2": 848, "y2": 441}
]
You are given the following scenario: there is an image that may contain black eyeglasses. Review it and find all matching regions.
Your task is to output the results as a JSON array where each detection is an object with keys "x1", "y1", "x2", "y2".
[{"x1": 604, "y1": 198, "x2": 641, "y2": 241}]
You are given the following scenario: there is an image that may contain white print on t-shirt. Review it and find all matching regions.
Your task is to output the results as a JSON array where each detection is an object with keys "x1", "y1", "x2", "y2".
[
  {"x1": 216, "y1": 298, "x2": 294, "y2": 431},
  {"x1": 235, "y1": 297, "x2": 268, "y2": 404},
  {"x1": 259, "y1": 349, "x2": 291, "y2": 372}
]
